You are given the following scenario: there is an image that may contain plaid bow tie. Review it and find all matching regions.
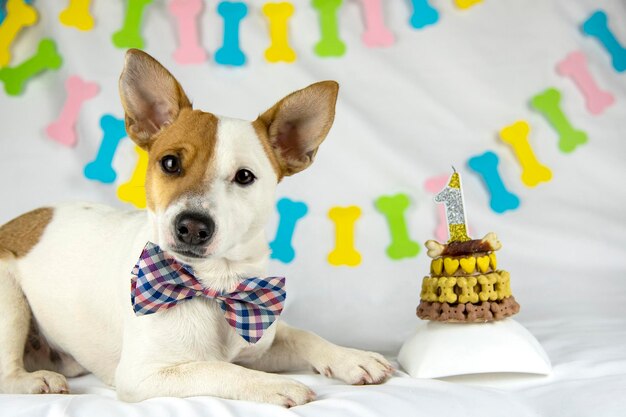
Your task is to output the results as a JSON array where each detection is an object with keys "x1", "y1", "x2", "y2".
[{"x1": 130, "y1": 242, "x2": 286, "y2": 344}]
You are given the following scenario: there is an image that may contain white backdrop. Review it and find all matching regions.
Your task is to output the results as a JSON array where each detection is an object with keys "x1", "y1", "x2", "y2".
[{"x1": 0, "y1": 0, "x2": 625, "y2": 377}]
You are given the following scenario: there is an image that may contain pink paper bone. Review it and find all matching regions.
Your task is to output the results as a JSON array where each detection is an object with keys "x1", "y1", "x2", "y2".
[
  {"x1": 169, "y1": 0, "x2": 207, "y2": 64},
  {"x1": 358, "y1": 0, "x2": 394, "y2": 48},
  {"x1": 46, "y1": 75, "x2": 99, "y2": 147},
  {"x1": 424, "y1": 174, "x2": 449, "y2": 242},
  {"x1": 556, "y1": 51, "x2": 615, "y2": 115}
]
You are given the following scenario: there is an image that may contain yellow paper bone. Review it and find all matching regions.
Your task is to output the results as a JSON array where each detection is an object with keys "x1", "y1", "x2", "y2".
[
  {"x1": 500, "y1": 120, "x2": 552, "y2": 187},
  {"x1": 117, "y1": 146, "x2": 148, "y2": 209},
  {"x1": 59, "y1": 0, "x2": 95, "y2": 31},
  {"x1": 453, "y1": 0, "x2": 482, "y2": 9},
  {"x1": 0, "y1": 0, "x2": 38, "y2": 67},
  {"x1": 262, "y1": 2, "x2": 296, "y2": 63},
  {"x1": 328, "y1": 206, "x2": 361, "y2": 266}
]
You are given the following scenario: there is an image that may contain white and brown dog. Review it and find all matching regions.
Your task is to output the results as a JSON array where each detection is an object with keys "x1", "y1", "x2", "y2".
[{"x1": 0, "y1": 50, "x2": 392, "y2": 406}]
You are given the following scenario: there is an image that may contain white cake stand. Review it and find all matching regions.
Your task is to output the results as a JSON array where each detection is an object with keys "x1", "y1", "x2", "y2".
[{"x1": 398, "y1": 318, "x2": 551, "y2": 378}]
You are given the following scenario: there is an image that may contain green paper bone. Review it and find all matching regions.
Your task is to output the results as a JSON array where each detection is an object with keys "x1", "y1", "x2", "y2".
[
  {"x1": 374, "y1": 193, "x2": 420, "y2": 260},
  {"x1": 0, "y1": 38, "x2": 62, "y2": 96},
  {"x1": 312, "y1": 0, "x2": 346, "y2": 57},
  {"x1": 530, "y1": 87, "x2": 588, "y2": 153},
  {"x1": 112, "y1": 0, "x2": 153, "y2": 49}
]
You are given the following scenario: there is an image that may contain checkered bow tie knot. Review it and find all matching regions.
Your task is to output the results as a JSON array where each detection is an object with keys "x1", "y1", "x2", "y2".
[{"x1": 130, "y1": 242, "x2": 286, "y2": 344}]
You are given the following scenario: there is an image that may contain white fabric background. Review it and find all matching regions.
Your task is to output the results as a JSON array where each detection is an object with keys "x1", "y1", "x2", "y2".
[{"x1": 1, "y1": 0, "x2": 625, "y2": 416}]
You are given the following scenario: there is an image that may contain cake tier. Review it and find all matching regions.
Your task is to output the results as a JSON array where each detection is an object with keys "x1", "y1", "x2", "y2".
[
  {"x1": 416, "y1": 297, "x2": 520, "y2": 322},
  {"x1": 430, "y1": 252, "x2": 497, "y2": 276},
  {"x1": 420, "y1": 271, "x2": 512, "y2": 304}
]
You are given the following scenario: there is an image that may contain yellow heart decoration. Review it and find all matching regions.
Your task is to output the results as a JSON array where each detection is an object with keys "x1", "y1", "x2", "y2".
[
  {"x1": 444, "y1": 258, "x2": 460, "y2": 275},
  {"x1": 477, "y1": 256, "x2": 490, "y2": 273},
  {"x1": 460, "y1": 257, "x2": 476, "y2": 274},
  {"x1": 489, "y1": 253, "x2": 497, "y2": 270},
  {"x1": 431, "y1": 258, "x2": 443, "y2": 275}
]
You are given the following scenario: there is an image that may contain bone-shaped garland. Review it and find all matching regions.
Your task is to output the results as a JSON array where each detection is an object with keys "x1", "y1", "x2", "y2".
[
  {"x1": 468, "y1": 151, "x2": 520, "y2": 214},
  {"x1": 374, "y1": 194, "x2": 420, "y2": 260},
  {"x1": 408, "y1": 0, "x2": 439, "y2": 29},
  {"x1": 269, "y1": 198, "x2": 308, "y2": 263},
  {"x1": 582, "y1": 10, "x2": 626, "y2": 73},
  {"x1": 328, "y1": 206, "x2": 361, "y2": 267},
  {"x1": 169, "y1": 0, "x2": 207, "y2": 65},
  {"x1": 312, "y1": 0, "x2": 346, "y2": 57},
  {"x1": 59, "y1": 0, "x2": 95, "y2": 31},
  {"x1": 358, "y1": 0, "x2": 394, "y2": 47},
  {"x1": 262, "y1": 2, "x2": 296, "y2": 63},
  {"x1": 499, "y1": 121, "x2": 552, "y2": 188},
  {"x1": 46, "y1": 75, "x2": 99, "y2": 147},
  {"x1": 0, "y1": 38, "x2": 62, "y2": 96},
  {"x1": 530, "y1": 87, "x2": 588, "y2": 154},
  {"x1": 453, "y1": 0, "x2": 482, "y2": 10},
  {"x1": 84, "y1": 115, "x2": 127, "y2": 184},
  {"x1": 215, "y1": 1, "x2": 248, "y2": 66},
  {"x1": 424, "y1": 175, "x2": 452, "y2": 242},
  {"x1": 118, "y1": 146, "x2": 148, "y2": 209},
  {"x1": 0, "y1": 0, "x2": 38, "y2": 68},
  {"x1": 112, "y1": 0, "x2": 153, "y2": 49},
  {"x1": 556, "y1": 51, "x2": 614, "y2": 115}
]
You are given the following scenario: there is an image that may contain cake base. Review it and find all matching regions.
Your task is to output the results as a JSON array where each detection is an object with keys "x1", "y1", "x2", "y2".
[
  {"x1": 417, "y1": 296, "x2": 520, "y2": 322},
  {"x1": 398, "y1": 318, "x2": 551, "y2": 378}
]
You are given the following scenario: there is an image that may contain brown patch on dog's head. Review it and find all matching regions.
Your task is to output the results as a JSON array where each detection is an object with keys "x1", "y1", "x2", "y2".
[{"x1": 0, "y1": 208, "x2": 53, "y2": 258}]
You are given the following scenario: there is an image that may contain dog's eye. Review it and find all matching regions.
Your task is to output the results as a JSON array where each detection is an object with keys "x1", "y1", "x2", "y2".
[
  {"x1": 161, "y1": 155, "x2": 181, "y2": 175},
  {"x1": 234, "y1": 169, "x2": 256, "y2": 186}
]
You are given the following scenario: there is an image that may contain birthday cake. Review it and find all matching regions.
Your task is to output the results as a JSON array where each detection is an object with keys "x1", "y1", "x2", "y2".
[{"x1": 417, "y1": 170, "x2": 520, "y2": 323}]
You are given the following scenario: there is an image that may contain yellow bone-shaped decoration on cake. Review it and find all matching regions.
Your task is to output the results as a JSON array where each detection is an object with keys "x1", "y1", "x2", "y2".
[
  {"x1": 459, "y1": 257, "x2": 476, "y2": 274},
  {"x1": 262, "y1": 2, "x2": 296, "y2": 63},
  {"x1": 117, "y1": 146, "x2": 148, "y2": 209},
  {"x1": 0, "y1": 0, "x2": 38, "y2": 67},
  {"x1": 420, "y1": 277, "x2": 438, "y2": 302},
  {"x1": 437, "y1": 277, "x2": 457, "y2": 304},
  {"x1": 328, "y1": 206, "x2": 361, "y2": 266},
  {"x1": 495, "y1": 270, "x2": 512, "y2": 299},
  {"x1": 431, "y1": 258, "x2": 443, "y2": 275},
  {"x1": 443, "y1": 258, "x2": 459, "y2": 275},
  {"x1": 457, "y1": 276, "x2": 479, "y2": 304},
  {"x1": 59, "y1": 0, "x2": 95, "y2": 31},
  {"x1": 489, "y1": 252, "x2": 497, "y2": 270},
  {"x1": 499, "y1": 120, "x2": 552, "y2": 187},
  {"x1": 477, "y1": 255, "x2": 490, "y2": 273},
  {"x1": 478, "y1": 274, "x2": 498, "y2": 301}
]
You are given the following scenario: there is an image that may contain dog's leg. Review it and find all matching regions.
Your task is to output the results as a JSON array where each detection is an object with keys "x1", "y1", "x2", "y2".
[
  {"x1": 0, "y1": 254, "x2": 69, "y2": 394},
  {"x1": 243, "y1": 321, "x2": 394, "y2": 385},
  {"x1": 115, "y1": 359, "x2": 316, "y2": 406}
]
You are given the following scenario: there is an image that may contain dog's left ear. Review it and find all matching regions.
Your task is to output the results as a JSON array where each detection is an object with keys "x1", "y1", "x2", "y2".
[{"x1": 256, "y1": 81, "x2": 339, "y2": 177}]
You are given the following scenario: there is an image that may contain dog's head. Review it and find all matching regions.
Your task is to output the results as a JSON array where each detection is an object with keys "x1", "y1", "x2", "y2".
[{"x1": 119, "y1": 49, "x2": 338, "y2": 261}]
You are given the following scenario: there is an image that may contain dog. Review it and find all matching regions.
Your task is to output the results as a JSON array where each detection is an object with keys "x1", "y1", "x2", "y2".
[{"x1": 0, "y1": 49, "x2": 393, "y2": 406}]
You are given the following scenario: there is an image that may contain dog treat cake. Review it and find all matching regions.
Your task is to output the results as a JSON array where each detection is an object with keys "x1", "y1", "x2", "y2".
[{"x1": 418, "y1": 169, "x2": 520, "y2": 322}]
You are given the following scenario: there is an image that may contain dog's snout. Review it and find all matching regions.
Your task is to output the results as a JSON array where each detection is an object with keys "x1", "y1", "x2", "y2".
[{"x1": 175, "y1": 213, "x2": 215, "y2": 246}]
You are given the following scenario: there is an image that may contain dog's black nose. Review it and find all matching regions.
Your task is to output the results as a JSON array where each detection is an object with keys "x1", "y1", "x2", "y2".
[{"x1": 175, "y1": 213, "x2": 215, "y2": 246}]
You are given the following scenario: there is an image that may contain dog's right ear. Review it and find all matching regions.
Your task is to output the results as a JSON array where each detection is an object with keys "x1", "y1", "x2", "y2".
[{"x1": 119, "y1": 49, "x2": 191, "y2": 150}]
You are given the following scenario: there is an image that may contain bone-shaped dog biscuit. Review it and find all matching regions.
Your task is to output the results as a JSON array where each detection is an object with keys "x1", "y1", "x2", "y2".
[
  {"x1": 408, "y1": 0, "x2": 438, "y2": 29},
  {"x1": 112, "y1": 0, "x2": 153, "y2": 49},
  {"x1": 46, "y1": 75, "x2": 99, "y2": 147},
  {"x1": 358, "y1": 0, "x2": 394, "y2": 47},
  {"x1": 169, "y1": 0, "x2": 207, "y2": 65},
  {"x1": 262, "y1": 2, "x2": 296, "y2": 63},
  {"x1": 0, "y1": 38, "x2": 62, "y2": 96},
  {"x1": 374, "y1": 193, "x2": 420, "y2": 260},
  {"x1": 215, "y1": 1, "x2": 247, "y2": 66},
  {"x1": 312, "y1": 0, "x2": 346, "y2": 57},
  {"x1": 499, "y1": 121, "x2": 552, "y2": 188},
  {"x1": 0, "y1": 0, "x2": 38, "y2": 68},
  {"x1": 468, "y1": 151, "x2": 520, "y2": 214},
  {"x1": 84, "y1": 115, "x2": 127, "y2": 184},
  {"x1": 269, "y1": 198, "x2": 308, "y2": 263},
  {"x1": 328, "y1": 206, "x2": 361, "y2": 267},
  {"x1": 582, "y1": 10, "x2": 626, "y2": 73},
  {"x1": 531, "y1": 87, "x2": 588, "y2": 154},
  {"x1": 59, "y1": 0, "x2": 94, "y2": 31},
  {"x1": 556, "y1": 51, "x2": 614, "y2": 115},
  {"x1": 117, "y1": 146, "x2": 148, "y2": 208},
  {"x1": 453, "y1": 0, "x2": 482, "y2": 10}
]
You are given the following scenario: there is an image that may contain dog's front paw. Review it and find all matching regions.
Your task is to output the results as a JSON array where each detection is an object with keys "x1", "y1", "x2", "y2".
[
  {"x1": 246, "y1": 376, "x2": 316, "y2": 408},
  {"x1": 312, "y1": 347, "x2": 394, "y2": 385}
]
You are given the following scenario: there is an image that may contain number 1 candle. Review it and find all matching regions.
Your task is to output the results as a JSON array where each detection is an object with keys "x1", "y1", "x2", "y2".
[{"x1": 434, "y1": 168, "x2": 471, "y2": 242}]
